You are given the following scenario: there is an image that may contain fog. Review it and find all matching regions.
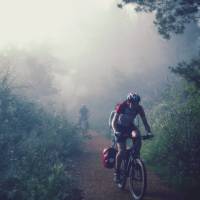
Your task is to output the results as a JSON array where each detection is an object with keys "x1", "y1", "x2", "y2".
[{"x1": 0, "y1": 0, "x2": 199, "y2": 126}]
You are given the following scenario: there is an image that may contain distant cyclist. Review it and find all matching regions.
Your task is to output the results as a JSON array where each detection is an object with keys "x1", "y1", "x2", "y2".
[
  {"x1": 111, "y1": 92, "x2": 153, "y2": 183},
  {"x1": 78, "y1": 104, "x2": 89, "y2": 135}
]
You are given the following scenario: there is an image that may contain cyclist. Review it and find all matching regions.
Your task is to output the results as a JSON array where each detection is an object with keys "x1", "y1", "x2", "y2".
[
  {"x1": 78, "y1": 104, "x2": 89, "y2": 133},
  {"x1": 111, "y1": 92, "x2": 153, "y2": 183}
]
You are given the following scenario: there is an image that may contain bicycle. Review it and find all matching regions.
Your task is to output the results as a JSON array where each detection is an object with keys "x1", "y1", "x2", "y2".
[{"x1": 112, "y1": 133, "x2": 153, "y2": 200}]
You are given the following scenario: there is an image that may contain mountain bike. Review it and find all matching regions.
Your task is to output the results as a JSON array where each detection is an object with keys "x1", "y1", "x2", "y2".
[{"x1": 113, "y1": 134, "x2": 153, "y2": 200}]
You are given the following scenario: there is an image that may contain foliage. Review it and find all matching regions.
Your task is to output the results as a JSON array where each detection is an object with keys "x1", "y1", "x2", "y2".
[
  {"x1": 170, "y1": 54, "x2": 200, "y2": 89},
  {"x1": 0, "y1": 73, "x2": 82, "y2": 200},
  {"x1": 119, "y1": 0, "x2": 200, "y2": 39},
  {"x1": 142, "y1": 77, "x2": 200, "y2": 197}
]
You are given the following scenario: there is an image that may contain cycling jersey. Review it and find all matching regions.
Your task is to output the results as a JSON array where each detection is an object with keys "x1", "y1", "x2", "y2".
[{"x1": 115, "y1": 101, "x2": 145, "y2": 128}]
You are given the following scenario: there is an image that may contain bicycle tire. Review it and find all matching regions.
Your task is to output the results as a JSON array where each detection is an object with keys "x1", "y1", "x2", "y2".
[
  {"x1": 117, "y1": 159, "x2": 127, "y2": 190},
  {"x1": 129, "y1": 158, "x2": 147, "y2": 200}
]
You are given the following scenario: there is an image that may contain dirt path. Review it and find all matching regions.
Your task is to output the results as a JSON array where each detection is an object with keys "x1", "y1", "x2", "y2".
[{"x1": 77, "y1": 132, "x2": 182, "y2": 200}]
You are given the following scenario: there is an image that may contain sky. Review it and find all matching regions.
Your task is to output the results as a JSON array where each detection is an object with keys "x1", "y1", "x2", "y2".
[
  {"x1": 0, "y1": 0, "x2": 115, "y2": 47},
  {"x1": 0, "y1": 0, "x2": 199, "y2": 125}
]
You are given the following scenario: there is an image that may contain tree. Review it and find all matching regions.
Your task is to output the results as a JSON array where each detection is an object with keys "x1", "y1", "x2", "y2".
[
  {"x1": 118, "y1": 0, "x2": 200, "y2": 39},
  {"x1": 118, "y1": 0, "x2": 200, "y2": 88},
  {"x1": 170, "y1": 54, "x2": 200, "y2": 89}
]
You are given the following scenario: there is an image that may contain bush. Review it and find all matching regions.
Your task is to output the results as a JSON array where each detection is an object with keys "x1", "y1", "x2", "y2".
[
  {"x1": 142, "y1": 78, "x2": 200, "y2": 198},
  {"x1": 0, "y1": 74, "x2": 82, "y2": 200}
]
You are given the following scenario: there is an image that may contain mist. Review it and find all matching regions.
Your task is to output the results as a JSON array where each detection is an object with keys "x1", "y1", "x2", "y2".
[{"x1": 0, "y1": 0, "x2": 199, "y2": 126}]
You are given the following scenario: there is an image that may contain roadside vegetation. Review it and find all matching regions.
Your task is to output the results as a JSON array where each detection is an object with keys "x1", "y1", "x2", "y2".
[
  {"x1": 0, "y1": 73, "x2": 82, "y2": 200},
  {"x1": 145, "y1": 79, "x2": 200, "y2": 195},
  {"x1": 142, "y1": 58, "x2": 200, "y2": 198}
]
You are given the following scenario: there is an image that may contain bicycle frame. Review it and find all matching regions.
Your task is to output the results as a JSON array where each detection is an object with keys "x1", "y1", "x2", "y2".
[{"x1": 124, "y1": 148, "x2": 138, "y2": 177}]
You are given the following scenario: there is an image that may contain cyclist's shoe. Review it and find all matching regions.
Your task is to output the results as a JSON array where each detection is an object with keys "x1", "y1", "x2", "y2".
[{"x1": 113, "y1": 171, "x2": 120, "y2": 183}]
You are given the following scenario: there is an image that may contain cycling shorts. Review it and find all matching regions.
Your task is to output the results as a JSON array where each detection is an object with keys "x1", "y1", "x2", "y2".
[{"x1": 115, "y1": 124, "x2": 138, "y2": 143}]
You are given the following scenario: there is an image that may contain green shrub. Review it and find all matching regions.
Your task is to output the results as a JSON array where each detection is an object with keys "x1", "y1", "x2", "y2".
[
  {"x1": 142, "y1": 79, "x2": 200, "y2": 197},
  {"x1": 0, "y1": 75, "x2": 82, "y2": 200}
]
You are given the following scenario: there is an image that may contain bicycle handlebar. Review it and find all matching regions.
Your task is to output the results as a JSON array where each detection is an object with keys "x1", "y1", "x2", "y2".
[{"x1": 110, "y1": 128, "x2": 154, "y2": 142}]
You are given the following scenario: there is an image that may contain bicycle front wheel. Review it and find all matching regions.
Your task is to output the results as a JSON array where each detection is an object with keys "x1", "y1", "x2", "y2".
[{"x1": 129, "y1": 158, "x2": 147, "y2": 200}]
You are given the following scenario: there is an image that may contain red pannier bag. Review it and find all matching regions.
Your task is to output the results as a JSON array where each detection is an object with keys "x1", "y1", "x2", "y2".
[{"x1": 101, "y1": 147, "x2": 117, "y2": 169}]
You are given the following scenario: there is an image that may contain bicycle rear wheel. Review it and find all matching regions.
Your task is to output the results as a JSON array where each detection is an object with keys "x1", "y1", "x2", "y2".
[
  {"x1": 117, "y1": 159, "x2": 127, "y2": 190},
  {"x1": 129, "y1": 158, "x2": 147, "y2": 200}
]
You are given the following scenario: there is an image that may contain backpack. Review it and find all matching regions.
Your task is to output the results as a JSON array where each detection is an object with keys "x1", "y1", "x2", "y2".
[{"x1": 108, "y1": 103, "x2": 121, "y2": 128}]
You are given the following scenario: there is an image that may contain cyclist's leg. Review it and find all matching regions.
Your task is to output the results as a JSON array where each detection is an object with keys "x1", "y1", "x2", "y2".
[
  {"x1": 131, "y1": 128, "x2": 142, "y2": 157},
  {"x1": 114, "y1": 136, "x2": 126, "y2": 182},
  {"x1": 85, "y1": 119, "x2": 89, "y2": 131},
  {"x1": 116, "y1": 140, "x2": 126, "y2": 171}
]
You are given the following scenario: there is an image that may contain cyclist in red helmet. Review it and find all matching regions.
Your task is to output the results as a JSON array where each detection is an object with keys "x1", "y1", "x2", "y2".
[{"x1": 111, "y1": 92, "x2": 153, "y2": 183}]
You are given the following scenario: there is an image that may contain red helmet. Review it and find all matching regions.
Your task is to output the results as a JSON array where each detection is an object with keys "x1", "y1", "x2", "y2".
[{"x1": 101, "y1": 147, "x2": 117, "y2": 169}]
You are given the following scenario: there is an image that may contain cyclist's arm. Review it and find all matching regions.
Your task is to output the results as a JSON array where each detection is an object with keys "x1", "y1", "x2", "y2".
[
  {"x1": 111, "y1": 112, "x2": 119, "y2": 133},
  {"x1": 112, "y1": 101, "x2": 126, "y2": 133},
  {"x1": 109, "y1": 111, "x2": 115, "y2": 128},
  {"x1": 139, "y1": 106, "x2": 151, "y2": 133}
]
